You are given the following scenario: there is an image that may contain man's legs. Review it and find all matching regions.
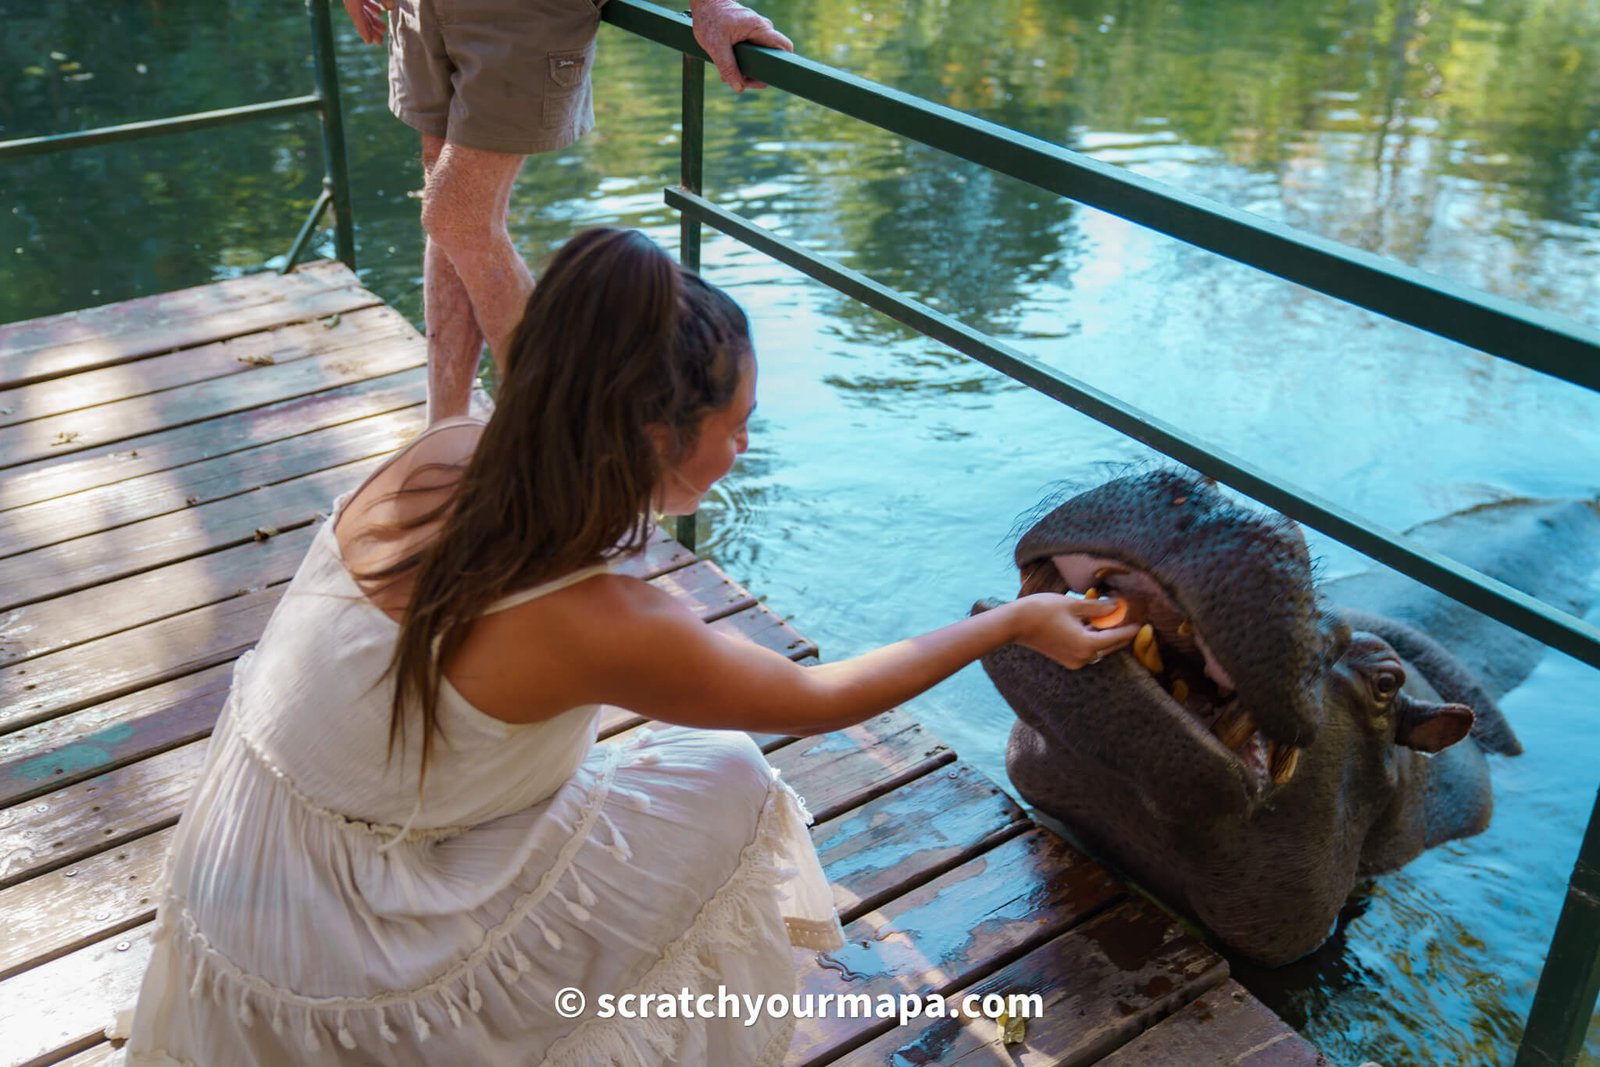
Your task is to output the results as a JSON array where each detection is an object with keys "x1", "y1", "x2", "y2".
[{"x1": 419, "y1": 133, "x2": 536, "y2": 423}]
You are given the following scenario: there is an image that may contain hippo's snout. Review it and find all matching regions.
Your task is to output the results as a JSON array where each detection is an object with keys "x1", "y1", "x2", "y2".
[{"x1": 992, "y1": 469, "x2": 1325, "y2": 796}]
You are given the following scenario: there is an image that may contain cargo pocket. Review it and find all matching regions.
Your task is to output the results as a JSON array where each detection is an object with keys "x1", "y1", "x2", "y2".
[{"x1": 543, "y1": 47, "x2": 591, "y2": 129}]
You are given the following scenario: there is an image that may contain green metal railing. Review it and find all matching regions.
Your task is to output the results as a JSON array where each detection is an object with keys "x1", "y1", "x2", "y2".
[
  {"x1": 598, "y1": 0, "x2": 1600, "y2": 1061},
  {"x1": 0, "y1": 0, "x2": 356, "y2": 275}
]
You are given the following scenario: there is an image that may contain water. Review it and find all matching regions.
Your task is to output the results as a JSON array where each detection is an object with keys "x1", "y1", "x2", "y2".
[{"x1": 4, "y1": 0, "x2": 1599, "y2": 1062}]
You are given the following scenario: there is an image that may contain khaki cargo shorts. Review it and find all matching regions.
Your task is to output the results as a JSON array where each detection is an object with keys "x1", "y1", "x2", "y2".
[{"x1": 388, "y1": 0, "x2": 605, "y2": 155}]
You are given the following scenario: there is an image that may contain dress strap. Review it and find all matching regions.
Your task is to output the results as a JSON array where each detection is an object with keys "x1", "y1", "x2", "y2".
[{"x1": 482, "y1": 564, "x2": 612, "y2": 615}]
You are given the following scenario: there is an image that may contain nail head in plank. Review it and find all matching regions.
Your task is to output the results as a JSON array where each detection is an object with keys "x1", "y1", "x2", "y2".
[
  {"x1": 0, "y1": 740, "x2": 205, "y2": 889},
  {"x1": 0, "y1": 826, "x2": 173, "y2": 982},
  {"x1": 0, "y1": 920, "x2": 153, "y2": 1067}
]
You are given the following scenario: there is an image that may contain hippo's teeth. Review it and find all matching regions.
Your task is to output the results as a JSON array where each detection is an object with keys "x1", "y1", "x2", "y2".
[
  {"x1": 1214, "y1": 704, "x2": 1256, "y2": 750},
  {"x1": 1170, "y1": 679, "x2": 1189, "y2": 704},
  {"x1": 1269, "y1": 743, "x2": 1301, "y2": 785},
  {"x1": 1084, "y1": 587, "x2": 1099, "y2": 600},
  {"x1": 1177, "y1": 619, "x2": 1194, "y2": 638},
  {"x1": 1133, "y1": 624, "x2": 1164, "y2": 673},
  {"x1": 1093, "y1": 566, "x2": 1128, "y2": 580}
]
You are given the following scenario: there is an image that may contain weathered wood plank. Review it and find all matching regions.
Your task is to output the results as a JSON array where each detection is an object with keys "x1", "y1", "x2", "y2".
[
  {"x1": 0, "y1": 742, "x2": 203, "y2": 890},
  {"x1": 809, "y1": 761, "x2": 1029, "y2": 923},
  {"x1": 0, "y1": 457, "x2": 389, "y2": 608},
  {"x1": 786, "y1": 828, "x2": 1124, "y2": 1066},
  {"x1": 766, "y1": 710, "x2": 952, "y2": 823},
  {"x1": 0, "y1": 667, "x2": 231, "y2": 807},
  {"x1": 0, "y1": 587, "x2": 284, "y2": 734},
  {"x1": 1093, "y1": 978, "x2": 1332, "y2": 1066},
  {"x1": 0, "y1": 367, "x2": 426, "y2": 514},
  {"x1": 840, "y1": 897, "x2": 1229, "y2": 1065},
  {"x1": 54, "y1": 1042, "x2": 122, "y2": 1066},
  {"x1": 0, "y1": 261, "x2": 375, "y2": 388},
  {"x1": 0, "y1": 331, "x2": 425, "y2": 470},
  {"x1": 0, "y1": 526, "x2": 315, "y2": 668},
  {"x1": 0, "y1": 404, "x2": 424, "y2": 560},
  {"x1": 0, "y1": 920, "x2": 153, "y2": 1067},
  {"x1": 0, "y1": 826, "x2": 172, "y2": 982},
  {"x1": 0, "y1": 306, "x2": 412, "y2": 430}
]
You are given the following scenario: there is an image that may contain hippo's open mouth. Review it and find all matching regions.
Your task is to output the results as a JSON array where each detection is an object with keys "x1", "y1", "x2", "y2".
[{"x1": 1019, "y1": 551, "x2": 1303, "y2": 791}]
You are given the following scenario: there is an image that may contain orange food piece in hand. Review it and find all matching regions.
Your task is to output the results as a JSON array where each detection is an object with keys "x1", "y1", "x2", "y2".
[{"x1": 1087, "y1": 598, "x2": 1129, "y2": 629}]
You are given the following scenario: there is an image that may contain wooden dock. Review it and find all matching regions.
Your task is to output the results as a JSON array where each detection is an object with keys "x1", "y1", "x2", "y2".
[{"x1": 0, "y1": 264, "x2": 1331, "y2": 1066}]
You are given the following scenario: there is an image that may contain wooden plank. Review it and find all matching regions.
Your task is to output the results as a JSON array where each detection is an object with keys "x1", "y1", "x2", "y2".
[
  {"x1": 54, "y1": 1043, "x2": 122, "y2": 1066},
  {"x1": 0, "y1": 742, "x2": 203, "y2": 889},
  {"x1": 0, "y1": 405, "x2": 424, "y2": 559},
  {"x1": 785, "y1": 828, "x2": 1123, "y2": 1066},
  {"x1": 841, "y1": 897, "x2": 1229, "y2": 1065},
  {"x1": 0, "y1": 586, "x2": 282, "y2": 734},
  {"x1": 767, "y1": 710, "x2": 953, "y2": 823},
  {"x1": 0, "y1": 330, "x2": 425, "y2": 470},
  {"x1": 809, "y1": 761, "x2": 1029, "y2": 923},
  {"x1": 0, "y1": 667, "x2": 230, "y2": 807},
  {"x1": 0, "y1": 826, "x2": 172, "y2": 982},
  {"x1": 0, "y1": 261, "x2": 376, "y2": 388},
  {"x1": 0, "y1": 920, "x2": 153, "y2": 1067},
  {"x1": 1094, "y1": 978, "x2": 1332, "y2": 1066},
  {"x1": 0, "y1": 526, "x2": 315, "y2": 668},
  {"x1": 0, "y1": 306, "x2": 413, "y2": 430},
  {"x1": 0, "y1": 456, "x2": 389, "y2": 608},
  {"x1": 0, "y1": 367, "x2": 426, "y2": 513}
]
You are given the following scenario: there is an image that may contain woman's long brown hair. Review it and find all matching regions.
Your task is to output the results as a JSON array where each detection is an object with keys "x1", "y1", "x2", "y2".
[{"x1": 347, "y1": 228, "x2": 750, "y2": 792}]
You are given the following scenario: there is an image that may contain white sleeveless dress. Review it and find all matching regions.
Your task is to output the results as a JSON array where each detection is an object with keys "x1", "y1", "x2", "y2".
[{"x1": 116, "y1": 484, "x2": 845, "y2": 1066}]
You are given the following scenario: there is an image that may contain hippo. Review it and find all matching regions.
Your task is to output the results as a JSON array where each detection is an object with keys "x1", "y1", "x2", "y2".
[{"x1": 975, "y1": 469, "x2": 1600, "y2": 966}]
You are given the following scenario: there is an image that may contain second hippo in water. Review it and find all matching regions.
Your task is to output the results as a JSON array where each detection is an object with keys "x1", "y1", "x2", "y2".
[{"x1": 972, "y1": 469, "x2": 1589, "y2": 966}]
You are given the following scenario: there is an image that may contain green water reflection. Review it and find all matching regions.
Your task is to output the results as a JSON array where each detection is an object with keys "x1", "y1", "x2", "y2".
[{"x1": 3, "y1": 1, "x2": 1599, "y2": 1064}]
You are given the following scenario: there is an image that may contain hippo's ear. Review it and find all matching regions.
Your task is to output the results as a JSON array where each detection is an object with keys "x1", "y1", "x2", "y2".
[{"x1": 1394, "y1": 695, "x2": 1475, "y2": 753}]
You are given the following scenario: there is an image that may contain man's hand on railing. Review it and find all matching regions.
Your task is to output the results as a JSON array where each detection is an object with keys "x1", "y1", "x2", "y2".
[
  {"x1": 344, "y1": 0, "x2": 396, "y2": 46},
  {"x1": 690, "y1": 0, "x2": 794, "y2": 93}
]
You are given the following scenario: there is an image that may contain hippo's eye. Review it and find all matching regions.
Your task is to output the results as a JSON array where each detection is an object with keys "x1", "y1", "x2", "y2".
[{"x1": 1372, "y1": 671, "x2": 1401, "y2": 701}]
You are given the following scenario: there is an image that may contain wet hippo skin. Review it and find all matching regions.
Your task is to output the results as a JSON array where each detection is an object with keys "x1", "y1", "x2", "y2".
[{"x1": 975, "y1": 469, "x2": 1600, "y2": 965}]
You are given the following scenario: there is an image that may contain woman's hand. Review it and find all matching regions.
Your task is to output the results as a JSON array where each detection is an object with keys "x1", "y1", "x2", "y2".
[{"x1": 1012, "y1": 593, "x2": 1140, "y2": 669}]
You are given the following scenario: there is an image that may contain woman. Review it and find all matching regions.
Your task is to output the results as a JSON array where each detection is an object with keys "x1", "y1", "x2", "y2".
[{"x1": 118, "y1": 228, "x2": 1137, "y2": 1065}]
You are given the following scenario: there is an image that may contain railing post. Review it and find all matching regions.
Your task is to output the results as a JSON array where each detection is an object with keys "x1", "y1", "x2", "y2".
[
  {"x1": 1516, "y1": 786, "x2": 1600, "y2": 1067},
  {"x1": 306, "y1": 0, "x2": 357, "y2": 270},
  {"x1": 674, "y1": 47, "x2": 706, "y2": 552}
]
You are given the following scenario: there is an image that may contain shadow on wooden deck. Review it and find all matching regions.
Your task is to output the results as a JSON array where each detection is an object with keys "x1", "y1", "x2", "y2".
[{"x1": 0, "y1": 264, "x2": 1330, "y2": 1066}]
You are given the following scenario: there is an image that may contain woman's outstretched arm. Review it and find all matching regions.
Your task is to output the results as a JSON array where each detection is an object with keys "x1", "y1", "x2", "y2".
[{"x1": 560, "y1": 576, "x2": 1140, "y2": 736}]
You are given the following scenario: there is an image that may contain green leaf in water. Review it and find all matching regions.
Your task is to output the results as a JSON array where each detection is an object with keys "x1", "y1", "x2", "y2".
[{"x1": 24, "y1": 66, "x2": 45, "y2": 77}]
